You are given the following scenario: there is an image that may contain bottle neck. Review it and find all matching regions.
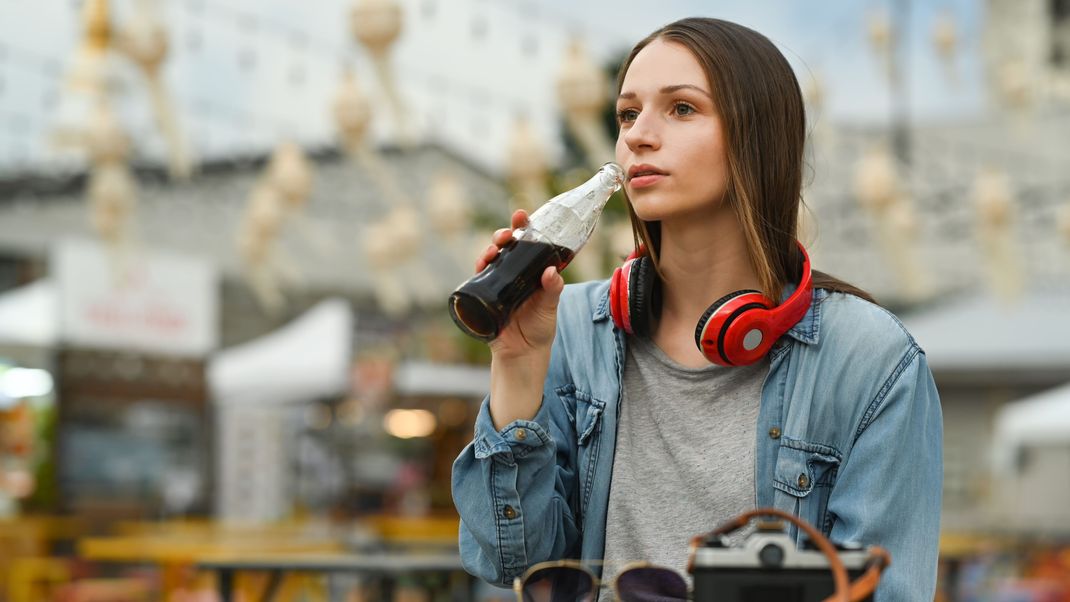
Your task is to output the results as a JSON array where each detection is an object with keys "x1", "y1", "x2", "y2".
[{"x1": 557, "y1": 168, "x2": 622, "y2": 215}]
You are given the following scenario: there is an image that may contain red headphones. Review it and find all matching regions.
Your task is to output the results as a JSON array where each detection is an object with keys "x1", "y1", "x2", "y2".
[{"x1": 609, "y1": 241, "x2": 813, "y2": 367}]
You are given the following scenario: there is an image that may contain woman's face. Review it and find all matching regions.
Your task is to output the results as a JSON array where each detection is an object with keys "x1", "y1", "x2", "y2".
[{"x1": 615, "y1": 39, "x2": 728, "y2": 223}]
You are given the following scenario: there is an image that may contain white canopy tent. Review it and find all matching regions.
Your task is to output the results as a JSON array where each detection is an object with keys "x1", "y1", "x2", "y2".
[
  {"x1": 992, "y1": 382, "x2": 1070, "y2": 474},
  {"x1": 207, "y1": 298, "x2": 353, "y2": 405},
  {"x1": 989, "y1": 382, "x2": 1070, "y2": 534},
  {"x1": 208, "y1": 298, "x2": 353, "y2": 522}
]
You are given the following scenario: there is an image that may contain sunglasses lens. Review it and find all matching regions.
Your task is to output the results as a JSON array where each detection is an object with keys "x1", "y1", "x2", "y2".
[
  {"x1": 615, "y1": 567, "x2": 689, "y2": 602},
  {"x1": 520, "y1": 566, "x2": 596, "y2": 602}
]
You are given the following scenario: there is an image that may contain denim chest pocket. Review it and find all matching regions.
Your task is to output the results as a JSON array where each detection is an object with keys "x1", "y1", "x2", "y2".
[
  {"x1": 772, "y1": 441, "x2": 841, "y2": 536},
  {"x1": 555, "y1": 385, "x2": 606, "y2": 519},
  {"x1": 556, "y1": 384, "x2": 606, "y2": 446}
]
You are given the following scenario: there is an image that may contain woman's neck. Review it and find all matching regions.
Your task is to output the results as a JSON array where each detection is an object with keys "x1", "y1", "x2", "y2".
[{"x1": 649, "y1": 208, "x2": 763, "y2": 367}]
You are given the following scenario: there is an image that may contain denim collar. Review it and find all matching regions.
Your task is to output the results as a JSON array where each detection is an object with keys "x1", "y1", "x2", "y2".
[{"x1": 592, "y1": 282, "x2": 824, "y2": 346}]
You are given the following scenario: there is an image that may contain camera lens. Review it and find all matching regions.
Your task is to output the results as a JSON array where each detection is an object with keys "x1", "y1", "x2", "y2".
[{"x1": 758, "y1": 543, "x2": 785, "y2": 568}]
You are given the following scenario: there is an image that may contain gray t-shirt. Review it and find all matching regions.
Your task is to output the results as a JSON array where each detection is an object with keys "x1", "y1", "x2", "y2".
[{"x1": 598, "y1": 335, "x2": 767, "y2": 599}]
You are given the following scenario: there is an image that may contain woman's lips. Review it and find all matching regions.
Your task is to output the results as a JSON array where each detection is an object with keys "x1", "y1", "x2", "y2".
[{"x1": 629, "y1": 174, "x2": 665, "y2": 189}]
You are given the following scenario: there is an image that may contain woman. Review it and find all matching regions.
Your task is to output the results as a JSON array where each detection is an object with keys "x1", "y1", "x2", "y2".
[{"x1": 452, "y1": 17, "x2": 942, "y2": 600}]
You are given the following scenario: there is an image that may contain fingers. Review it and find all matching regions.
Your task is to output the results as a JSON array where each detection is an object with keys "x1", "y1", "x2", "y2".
[
  {"x1": 540, "y1": 266, "x2": 564, "y2": 299},
  {"x1": 510, "y1": 210, "x2": 529, "y2": 230},
  {"x1": 474, "y1": 212, "x2": 529, "y2": 273},
  {"x1": 523, "y1": 266, "x2": 564, "y2": 329},
  {"x1": 474, "y1": 243, "x2": 500, "y2": 273},
  {"x1": 491, "y1": 228, "x2": 513, "y2": 247}
]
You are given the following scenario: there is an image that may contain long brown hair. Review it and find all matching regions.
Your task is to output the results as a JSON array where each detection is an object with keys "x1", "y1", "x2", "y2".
[{"x1": 617, "y1": 18, "x2": 874, "y2": 304}]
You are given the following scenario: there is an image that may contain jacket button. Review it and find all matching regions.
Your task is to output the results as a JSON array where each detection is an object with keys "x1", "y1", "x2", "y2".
[
  {"x1": 502, "y1": 505, "x2": 517, "y2": 520},
  {"x1": 768, "y1": 427, "x2": 781, "y2": 440},
  {"x1": 515, "y1": 428, "x2": 526, "y2": 441},
  {"x1": 798, "y1": 473, "x2": 810, "y2": 489}
]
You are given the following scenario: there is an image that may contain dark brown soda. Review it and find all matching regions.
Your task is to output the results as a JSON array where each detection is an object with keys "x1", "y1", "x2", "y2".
[{"x1": 449, "y1": 239, "x2": 575, "y2": 341}]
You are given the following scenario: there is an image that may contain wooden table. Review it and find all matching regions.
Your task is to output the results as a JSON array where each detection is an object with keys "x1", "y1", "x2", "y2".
[
  {"x1": 197, "y1": 551, "x2": 473, "y2": 602},
  {"x1": 78, "y1": 531, "x2": 344, "y2": 598}
]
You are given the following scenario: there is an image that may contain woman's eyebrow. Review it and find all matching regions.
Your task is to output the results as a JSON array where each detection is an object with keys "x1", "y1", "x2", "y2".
[{"x1": 617, "y1": 84, "x2": 713, "y2": 100}]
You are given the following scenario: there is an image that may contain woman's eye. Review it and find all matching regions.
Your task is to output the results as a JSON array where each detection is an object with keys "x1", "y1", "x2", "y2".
[
  {"x1": 617, "y1": 108, "x2": 639, "y2": 123},
  {"x1": 673, "y1": 102, "x2": 696, "y2": 116}
]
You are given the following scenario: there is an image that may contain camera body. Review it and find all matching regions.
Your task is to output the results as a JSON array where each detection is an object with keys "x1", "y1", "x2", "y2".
[{"x1": 690, "y1": 522, "x2": 874, "y2": 602}]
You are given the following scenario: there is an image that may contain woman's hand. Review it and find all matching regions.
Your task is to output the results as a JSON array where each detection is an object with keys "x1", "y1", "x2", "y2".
[{"x1": 475, "y1": 210, "x2": 565, "y2": 360}]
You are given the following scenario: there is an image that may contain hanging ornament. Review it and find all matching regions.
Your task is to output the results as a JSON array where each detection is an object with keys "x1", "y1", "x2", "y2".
[
  {"x1": 243, "y1": 184, "x2": 286, "y2": 245},
  {"x1": 427, "y1": 170, "x2": 469, "y2": 239},
  {"x1": 997, "y1": 60, "x2": 1032, "y2": 118},
  {"x1": 387, "y1": 205, "x2": 422, "y2": 262},
  {"x1": 884, "y1": 194, "x2": 929, "y2": 300},
  {"x1": 887, "y1": 196, "x2": 919, "y2": 239},
  {"x1": 556, "y1": 38, "x2": 613, "y2": 168},
  {"x1": 88, "y1": 162, "x2": 137, "y2": 245},
  {"x1": 362, "y1": 221, "x2": 412, "y2": 316},
  {"x1": 972, "y1": 167, "x2": 1023, "y2": 303},
  {"x1": 853, "y1": 146, "x2": 930, "y2": 301},
  {"x1": 73, "y1": 100, "x2": 140, "y2": 253},
  {"x1": 267, "y1": 142, "x2": 313, "y2": 210},
  {"x1": 265, "y1": 141, "x2": 335, "y2": 258},
  {"x1": 390, "y1": 204, "x2": 443, "y2": 308},
  {"x1": 853, "y1": 145, "x2": 897, "y2": 210},
  {"x1": 350, "y1": 0, "x2": 411, "y2": 144},
  {"x1": 331, "y1": 69, "x2": 409, "y2": 208},
  {"x1": 427, "y1": 169, "x2": 474, "y2": 276},
  {"x1": 51, "y1": 0, "x2": 119, "y2": 157},
  {"x1": 867, "y1": 8, "x2": 895, "y2": 82},
  {"x1": 333, "y1": 69, "x2": 373, "y2": 155},
  {"x1": 85, "y1": 101, "x2": 130, "y2": 166},
  {"x1": 932, "y1": 9, "x2": 959, "y2": 86},
  {"x1": 117, "y1": 0, "x2": 192, "y2": 180},
  {"x1": 974, "y1": 168, "x2": 1013, "y2": 229},
  {"x1": 506, "y1": 115, "x2": 550, "y2": 211},
  {"x1": 329, "y1": 59, "x2": 433, "y2": 312},
  {"x1": 237, "y1": 183, "x2": 289, "y2": 313},
  {"x1": 66, "y1": 0, "x2": 114, "y2": 96}
]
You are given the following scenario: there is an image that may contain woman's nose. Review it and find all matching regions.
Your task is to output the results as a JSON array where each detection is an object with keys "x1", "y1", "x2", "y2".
[{"x1": 622, "y1": 113, "x2": 660, "y2": 152}]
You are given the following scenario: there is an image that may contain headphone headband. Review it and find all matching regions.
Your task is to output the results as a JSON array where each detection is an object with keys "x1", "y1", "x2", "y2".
[
  {"x1": 610, "y1": 240, "x2": 813, "y2": 366},
  {"x1": 776, "y1": 240, "x2": 813, "y2": 333}
]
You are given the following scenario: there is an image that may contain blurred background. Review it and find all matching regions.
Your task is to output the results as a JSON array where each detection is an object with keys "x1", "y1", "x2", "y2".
[{"x1": 0, "y1": 0, "x2": 1068, "y2": 600}]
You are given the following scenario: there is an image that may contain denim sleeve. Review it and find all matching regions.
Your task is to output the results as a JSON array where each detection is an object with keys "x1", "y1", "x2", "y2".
[
  {"x1": 451, "y1": 385, "x2": 582, "y2": 587},
  {"x1": 827, "y1": 347, "x2": 943, "y2": 601}
]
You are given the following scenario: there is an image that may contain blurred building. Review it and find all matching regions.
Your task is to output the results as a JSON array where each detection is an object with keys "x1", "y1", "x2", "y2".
[
  {"x1": 983, "y1": 0, "x2": 1070, "y2": 108},
  {"x1": 0, "y1": 143, "x2": 508, "y2": 520}
]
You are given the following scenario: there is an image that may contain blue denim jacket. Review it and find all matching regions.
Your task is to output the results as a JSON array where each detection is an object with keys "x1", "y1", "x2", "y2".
[{"x1": 452, "y1": 279, "x2": 943, "y2": 600}]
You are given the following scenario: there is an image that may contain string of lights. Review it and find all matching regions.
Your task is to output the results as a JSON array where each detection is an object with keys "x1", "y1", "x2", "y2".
[
  {"x1": 0, "y1": 0, "x2": 563, "y2": 165},
  {"x1": 1, "y1": 1, "x2": 1068, "y2": 181}
]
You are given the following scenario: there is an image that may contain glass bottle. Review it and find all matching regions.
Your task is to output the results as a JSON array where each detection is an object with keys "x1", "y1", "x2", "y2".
[{"x1": 448, "y1": 162, "x2": 624, "y2": 341}]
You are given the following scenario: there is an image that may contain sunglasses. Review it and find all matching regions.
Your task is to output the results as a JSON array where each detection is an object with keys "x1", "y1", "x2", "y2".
[{"x1": 513, "y1": 559, "x2": 689, "y2": 602}]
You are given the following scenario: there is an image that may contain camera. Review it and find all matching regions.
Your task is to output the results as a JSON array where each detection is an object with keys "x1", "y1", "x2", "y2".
[{"x1": 689, "y1": 520, "x2": 874, "y2": 602}]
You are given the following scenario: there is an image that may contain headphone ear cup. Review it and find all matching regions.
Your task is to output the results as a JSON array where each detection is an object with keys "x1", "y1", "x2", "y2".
[
  {"x1": 694, "y1": 289, "x2": 768, "y2": 366},
  {"x1": 627, "y1": 256, "x2": 660, "y2": 338}
]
